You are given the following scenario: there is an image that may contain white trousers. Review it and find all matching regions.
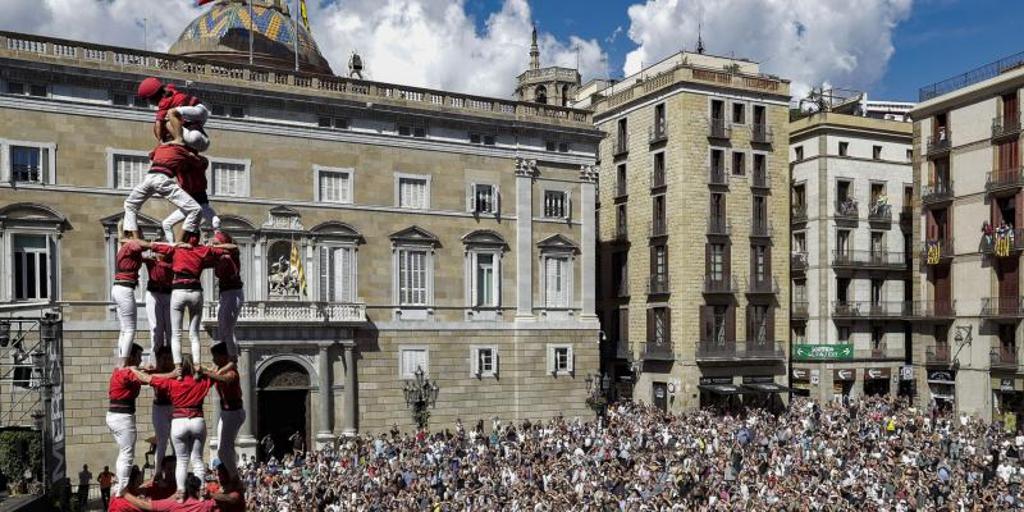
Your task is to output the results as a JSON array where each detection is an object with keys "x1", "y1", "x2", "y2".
[
  {"x1": 170, "y1": 289, "x2": 203, "y2": 365},
  {"x1": 123, "y1": 173, "x2": 200, "y2": 234},
  {"x1": 216, "y1": 409, "x2": 245, "y2": 476},
  {"x1": 217, "y1": 289, "x2": 244, "y2": 358},
  {"x1": 175, "y1": 105, "x2": 211, "y2": 153},
  {"x1": 170, "y1": 417, "x2": 206, "y2": 494},
  {"x1": 145, "y1": 290, "x2": 171, "y2": 355},
  {"x1": 152, "y1": 404, "x2": 172, "y2": 471},
  {"x1": 105, "y1": 412, "x2": 136, "y2": 497},
  {"x1": 111, "y1": 285, "x2": 137, "y2": 359},
  {"x1": 161, "y1": 203, "x2": 220, "y2": 244}
]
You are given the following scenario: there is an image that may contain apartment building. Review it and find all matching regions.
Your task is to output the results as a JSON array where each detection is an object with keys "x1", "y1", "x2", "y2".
[
  {"x1": 912, "y1": 51, "x2": 1024, "y2": 423},
  {"x1": 789, "y1": 110, "x2": 914, "y2": 400},
  {"x1": 585, "y1": 51, "x2": 791, "y2": 412},
  {"x1": 0, "y1": 1, "x2": 603, "y2": 472}
]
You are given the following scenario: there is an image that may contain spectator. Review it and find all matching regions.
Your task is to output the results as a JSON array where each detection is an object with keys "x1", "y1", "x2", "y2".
[
  {"x1": 77, "y1": 464, "x2": 92, "y2": 510},
  {"x1": 97, "y1": 465, "x2": 115, "y2": 510}
]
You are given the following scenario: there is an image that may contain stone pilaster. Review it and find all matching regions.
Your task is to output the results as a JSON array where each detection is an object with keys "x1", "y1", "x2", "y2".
[
  {"x1": 317, "y1": 344, "x2": 333, "y2": 446},
  {"x1": 341, "y1": 343, "x2": 357, "y2": 436},
  {"x1": 515, "y1": 157, "x2": 537, "y2": 318},
  {"x1": 236, "y1": 346, "x2": 257, "y2": 457},
  {"x1": 579, "y1": 164, "x2": 599, "y2": 318}
]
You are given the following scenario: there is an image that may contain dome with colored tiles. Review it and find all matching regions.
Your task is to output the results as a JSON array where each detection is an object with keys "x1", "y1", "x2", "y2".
[{"x1": 170, "y1": 0, "x2": 333, "y2": 75}]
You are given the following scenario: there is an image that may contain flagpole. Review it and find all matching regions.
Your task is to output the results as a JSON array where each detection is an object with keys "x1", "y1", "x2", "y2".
[
  {"x1": 248, "y1": 1, "x2": 254, "y2": 66},
  {"x1": 293, "y1": 0, "x2": 300, "y2": 72}
]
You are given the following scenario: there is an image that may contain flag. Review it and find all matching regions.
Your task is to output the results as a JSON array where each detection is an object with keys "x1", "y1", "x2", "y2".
[
  {"x1": 290, "y1": 242, "x2": 308, "y2": 297},
  {"x1": 196, "y1": 0, "x2": 216, "y2": 6},
  {"x1": 299, "y1": 0, "x2": 311, "y2": 32}
]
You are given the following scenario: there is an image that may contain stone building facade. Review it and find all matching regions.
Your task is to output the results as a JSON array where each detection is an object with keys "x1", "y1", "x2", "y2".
[
  {"x1": 911, "y1": 54, "x2": 1024, "y2": 423},
  {"x1": 0, "y1": 14, "x2": 601, "y2": 475},
  {"x1": 584, "y1": 51, "x2": 791, "y2": 412},
  {"x1": 789, "y1": 111, "x2": 914, "y2": 400}
]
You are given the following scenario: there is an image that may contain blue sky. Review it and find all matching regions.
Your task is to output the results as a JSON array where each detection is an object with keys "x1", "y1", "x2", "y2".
[{"x1": 468, "y1": 0, "x2": 1024, "y2": 102}]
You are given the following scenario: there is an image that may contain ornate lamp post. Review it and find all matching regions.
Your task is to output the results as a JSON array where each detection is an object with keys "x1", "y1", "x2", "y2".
[{"x1": 402, "y1": 366, "x2": 439, "y2": 430}]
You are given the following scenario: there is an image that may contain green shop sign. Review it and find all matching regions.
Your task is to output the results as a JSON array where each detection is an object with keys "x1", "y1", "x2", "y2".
[{"x1": 794, "y1": 344, "x2": 854, "y2": 360}]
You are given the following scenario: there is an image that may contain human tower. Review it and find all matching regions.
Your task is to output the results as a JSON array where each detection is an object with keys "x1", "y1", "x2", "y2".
[{"x1": 105, "y1": 77, "x2": 246, "y2": 510}]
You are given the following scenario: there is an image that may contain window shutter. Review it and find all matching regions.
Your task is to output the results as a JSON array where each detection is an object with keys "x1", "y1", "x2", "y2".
[
  {"x1": 726, "y1": 305, "x2": 736, "y2": 343},
  {"x1": 665, "y1": 308, "x2": 671, "y2": 346},
  {"x1": 567, "y1": 346, "x2": 575, "y2": 373},
  {"x1": 646, "y1": 309, "x2": 653, "y2": 343},
  {"x1": 493, "y1": 351, "x2": 499, "y2": 377},
  {"x1": 724, "y1": 242, "x2": 732, "y2": 281},
  {"x1": 319, "y1": 246, "x2": 330, "y2": 301},
  {"x1": 746, "y1": 306, "x2": 753, "y2": 345},
  {"x1": 467, "y1": 183, "x2": 476, "y2": 213},
  {"x1": 544, "y1": 258, "x2": 555, "y2": 307},
  {"x1": 471, "y1": 348, "x2": 480, "y2": 377},
  {"x1": 767, "y1": 307, "x2": 775, "y2": 342},
  {"x1": 494, "y1": 185, "x2": 501, "y2": 215},
  {"x1": 547, "y1": 346, "x2": 554, "y2": 374},
  {"x1": 565, "y1": 191, "x2": 572, "y2": 220},
  {"x1": 470, "y1": 253, "x2": 479, "y2": 307},
  {"x1": 339, "y1": 247, "x2": 352, "y2": 302}
]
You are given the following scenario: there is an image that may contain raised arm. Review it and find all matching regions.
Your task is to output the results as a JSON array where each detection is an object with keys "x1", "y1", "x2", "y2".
[
  {"x1": 197, "y1": 365, "x2": 236, "y2": 384},
  {"x1": 123, "y1": 492, "x2": 157, "y2": 512},
  {"x1": 130, "y1": 367, "x2": 155, "y2": 384}
]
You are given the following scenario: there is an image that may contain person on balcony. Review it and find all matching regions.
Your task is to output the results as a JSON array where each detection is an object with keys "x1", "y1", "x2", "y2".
[{"x1": 983, "y1": 221, "x2": 995, "y2": 249}]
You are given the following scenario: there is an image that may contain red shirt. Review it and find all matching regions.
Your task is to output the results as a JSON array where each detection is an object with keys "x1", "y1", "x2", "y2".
[
  {"x1": 113, "y1": 240, "x2": 145, "y2": 284},
  {"x1": 153, "y1": 384, "x2": 172, "y2": 406},
  {"x1": 150, "y1": 375, "x2": 213, "y2": 418},
  {"x1": 213, "y1": 250, "x2": 242, "y2": 291},
  {"x1": 139, "y1": 481, "x2": 176, "y2": 500},
  {"x1": 155, "y1": 84, "x2": 202, "y2": 141},
  {"x1": 108, "y1": 368, "x2": 142, "y2": 408},
  {"x1": 149, "y1": 145, "x2": 209, "y2": 198},
  {"x1": 149, "y1": 497, "x2": 216, "y2": 512},
  {"x1": 107, "y1": 496, "x2": 143, "y2": 512},
  {"x1": 151, "y1": 244, "x2": 226, "y2": 289},
  {"x1": 213, "y1": 489, "x2": 245, "y2": 512},
  {"x1": 145, "y1": 257, "x2": 173, "y2": 292},
  {"x1": 215, "y1": 368, "x2": 243, "y2": 411}
]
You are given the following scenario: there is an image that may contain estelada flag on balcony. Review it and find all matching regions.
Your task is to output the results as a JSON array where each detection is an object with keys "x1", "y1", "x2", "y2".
[{"x1": 289, "y1": 242, "x2": 308, "y2": 297}]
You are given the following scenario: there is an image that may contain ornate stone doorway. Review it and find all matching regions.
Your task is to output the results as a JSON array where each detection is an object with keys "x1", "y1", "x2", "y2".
[{"x1": 256, "y1": 360, "x2": 310, "y2": 461}]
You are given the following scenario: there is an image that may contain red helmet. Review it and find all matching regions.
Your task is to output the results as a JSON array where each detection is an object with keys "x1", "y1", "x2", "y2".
[{"x1": 137, "y1": 77, "x2": 164, "y2": 99}]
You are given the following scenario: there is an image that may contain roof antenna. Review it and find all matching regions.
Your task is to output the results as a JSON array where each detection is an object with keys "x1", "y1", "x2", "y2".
[{"x1": 696, "y1": 23, "x2": 705, "y2": 55}]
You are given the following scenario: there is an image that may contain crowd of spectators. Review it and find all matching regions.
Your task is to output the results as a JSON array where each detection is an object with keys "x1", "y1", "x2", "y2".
[{"x1": 239, "y1": 396, "x2": 1024, "y2": 511}]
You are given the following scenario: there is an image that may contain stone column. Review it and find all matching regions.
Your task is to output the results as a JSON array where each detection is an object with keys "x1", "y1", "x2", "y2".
[
  {"x1": 341, "y1": 344, "x2": 357, "y2": 436},
  {"x1": 236, "y1": 346, "x2": 257, "y2": 457},
  {"x1": 515, "y1": 158, "x2": 535, "y2": 318},
  {"x1": 317, "y1": 344, "x2": 333, "y2": 446},
  {"x1": 579, "y1": 165, "x2": 598, "y2": 318}
]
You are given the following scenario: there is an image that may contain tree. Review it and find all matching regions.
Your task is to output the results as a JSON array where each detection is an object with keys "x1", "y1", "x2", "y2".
[{"x1": 0, "y1": 429, "x2": 42, "y2": 493}]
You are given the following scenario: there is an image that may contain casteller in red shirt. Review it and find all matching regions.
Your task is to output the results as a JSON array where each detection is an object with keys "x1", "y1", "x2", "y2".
[
  {"x1": 155, "y1": 84, "x2": 201, "y2": 141},
  {"x1": 146, "y1": 497, "x2": 216, "y2": 512},
  {"x1": 149, "y1": 145, "x2": 209, "y2": 203},
  {"x1": 150, "y1": 244, "x2": 228, "y2": 290},
  {"x1": 108, "y1": 367, "x2": 143, "y2": 414},
  {"x1": 107, "y1": 496, "x2": 144, "y2": 512},
  {"x1": 214, "y1": 367, "x2": 243, "y2": 411},
  {"x1": 144, "y1": 256, "x2": 173, "y2": 295},
  {"x1": 113, "y1": 240, "x2": 146, "y2": 286},
  {"x1": 149, "y1": 375, "x2": 213, "y2": 419}
]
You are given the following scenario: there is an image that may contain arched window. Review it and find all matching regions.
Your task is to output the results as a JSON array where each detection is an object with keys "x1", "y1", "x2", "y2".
[
  {"x1": 535, "y1": 85, "x2": 547, "y2": 104},
  {"x1": 561, "y1": 84, "x2": 570, "y2": 107}
]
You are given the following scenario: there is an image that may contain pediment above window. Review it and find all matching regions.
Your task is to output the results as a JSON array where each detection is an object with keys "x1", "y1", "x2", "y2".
[
  {"x1": 311, "y1": 221, "x2": 364, "y2": 243},
  {"x1": 461, "y1": 229, "x2": 508, "y2": 250},
  {"x1": 216, "y1": 215, "x2": 258, "y2": 235},
  {"x1": 537, "y1": 234, "x2": 579, "y2": 253},
  {"x1": 0, "y1": 203, "x2": 69, "y2": 232},
  {"x1": 390, "y1": 225, "x2": 440, "y2": 247},
  {"x1": 262, "y1": 206, "x2": 304, "y2": 232},
  {"x1": 99, "y1": 211, "x2": 161, "y2": 238}
]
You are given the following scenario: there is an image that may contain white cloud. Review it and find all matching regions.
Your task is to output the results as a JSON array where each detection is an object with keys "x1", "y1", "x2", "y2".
[
  {"x1": 0, "y1": 0, "x2": 608, "y2": 99},
  {"x1": 622, "y1": 0, "x2": 914, "y2": 100}
]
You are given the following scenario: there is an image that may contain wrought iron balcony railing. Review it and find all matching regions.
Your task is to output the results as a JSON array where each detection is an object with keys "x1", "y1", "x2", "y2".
[
  {"x1": 831, "y1": 250, "x2": 907, "y2": 270},
  {"x1": 650, "y1": 219, "x2": 668, "y2": 238},
  {"x1": 707, "y1": 217, "x2": 731, "y2": 236},
  {"x1": 832, "y1": 301, "x2": 909, "y2": 319},
  {"x1": 648, "y1": 274, "x2": 670, "y2": 295},
  {"x1": 980, "y1": 228, "x2": 1024, "y2": 256},
  {"x1": 791, "y1": 252, "x2": 808, "y2": 273},
  {"x1": 703, "y1": 274, "x2": 737, "y2": 294},
  {"x1": 991, "y1": 347, "x2": 1019, "y2": 370},
  {"x1": 709, "y1": 117, "x2": 731, "y2": 139},
  {"x1": 649, "y1": 122, "x2": 668, "y2": 144},
  {"x1": 980, "y1": 297, "x2": 1024, "y2": 319},
  {"x1": 909, "y1": 300, "x2": 957, "y2": 320},
  {"x1": 868, "y1": 203, "x2": 893, "y2": 225},
  {"x1": 835, "y1": 200, "x2": 859, "y2": 222},
  {"x1": 613, "y1": 136, "x2": 629, "y2": 157},
  {"x1": 747, "y1": 276, "x2": 779, "y2": 295},
  {"x1": 751, "y1": 124, "x2": 773, "y2": 144},
  {"x1": 986, "y1": 167, "x2": 1024, "y2": 194},
  {"x1": 926, "y1": 344, "x2": 951, "y2": 365},
  {"x1": 642, "y1": 341, "x2": 674, "y2": 361},
  {"x1": 792, "y1": 204, "x2": 808, "y2": 224},
  {"x1": 926, "y1": 132, "x2": 951, "y2": 158},
  {"x1": 751, "y1": 220, "x2": 773, "y2": 238},
  {"x1": 708, "y1": 165, "x2": 729, "y2": 186},
  {"x1": 921, "y1": 180, "x2": 954, "y2": 206},
  {"x1": 992, "y1": 116, "x2": 1022, "y2": 141},
  {"x1": 752, "y1": 169, "x2": 770, "y2": 189},
  {"x1": 792, "y1": 301, "x2": 809, "y2": 319},
  {"x1": 696, "y1": 340, "x2": 786, "y2": 362},
  {"x1": 204, "y1": 301, "x2": 367, "y2": 324}
]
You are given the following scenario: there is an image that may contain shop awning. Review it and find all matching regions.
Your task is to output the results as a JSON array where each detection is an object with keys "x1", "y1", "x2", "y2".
[
  {"x1": 742, "y1": 383, "x2": 797, "y2": 394},
  {"x1": 698, "y1": 384, "x2": 744, "y2": 395}
]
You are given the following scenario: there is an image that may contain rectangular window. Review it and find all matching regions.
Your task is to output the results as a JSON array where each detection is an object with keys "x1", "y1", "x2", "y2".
[
  {"x1": 838, "y1": 326, "x2": 851, "y2": 343},
  {"x1": 475, "y1": 253, "x2": 496, "y2": 307},
  {"x1": 544, "y1": 190, "x2": 568, "y2": 219},
  {"x1": 545, "y1": 256, "x2": 570, "y2": 308},
  {"x1": 400, "y1": 348, "x2": 428, "y2": 378},
  {"x1": 399, "y1": 177, "x2": 429, "y2": 209},
  {"x1": 558, "y1": 142, "x2": 569, "y2": 153},
  {"x1": 473, "y1": 347, "x2": 497, "y2": 377},
  {"x1": 873, "y1": 145, "x2": 883, "y2": 160},
  {"x1": 549, "y1": 345, "x2": 573, "y2": 374},
  {"x1": 398, "y1": 124, "x2": 427, "y2": 138},
  {"x1": 616, "y1": 164, "x2": 627, "y2": 197},
  {"x1": 654, "y1": 103, "x2": 666, "y2": 137},
  {"x1": 112, "y1": 153, "x2": 148, "y2": 190},
  {"x1": 712, "y1": 305, "x2": 727, "y2": 343},
  {"x1": 545, "y1": 141, "x2": 557, "y2": 152},
  {"x1": 469, "y1": 183, "x2": 497, "y2": 214},
  {"x1": 732, "y1": 152, "x2": 745, "y2": 176},
  {"x1": 732, "y1": 103, "x2": 746, "y2": 124},
  {"x1": 612, "y1": 251, "x2": 628, "y2": 297},
  {"x1": 753, "y1": 244, "x2": 768, "y2": 283},
  {"x1": 13, "y1": 235, "x2": 50, "y2": 301},
  {"x1": 650, "y1": 307, "x2": 669, "y2": 344},
  {"x1": 871, "y1": 279, "x2": 884, "y2": 304},
  {"x1": 229, "y1": 105, "x2": 245, "y2": 118},
  {"x1": 837, "y1": 229, "x2": 851, "y2": 255},
  {"x1": 318, "y1": 169, "x2": 353, "y2": 204},
  {"x1": 398, "y1": 249, "x2": 428, "y2": 305},
  {"x1": 319, "y1": 245, "x2": 355, "y2": 303},
  {"x1": 750, "y1": 305, "x2": 769, "y2": 343},
  {"x1": 794, "y1": 146, "x2": 804, "y2": 161},
  {"x1": 906, "y1": 149, "x2": 913, "y2": 161},
  {"x1": 839, "y1": 141, "x2": 849, "y2": 156},
  {"x1": 211, "y1": 161, "x2": 248, "y2": 197},
  {"x1": 652, "y1": 152, "x2": 665, "y2": 188},
  {"x1": 709, "y1": 243, "x2": 724, "y2": 281},
  {"x1": 10, "y1": 145, "x2": 50, "y2": 184},
  {"x1": 653, "y1": 195, "x2": 666, "y2": 234},
  {"x1": 7, "y1": 82, "x2": 25, "y2": 95}
]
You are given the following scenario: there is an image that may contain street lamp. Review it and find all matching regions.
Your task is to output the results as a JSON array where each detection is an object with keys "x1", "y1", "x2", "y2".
[{"x1": 402, "y1": 366, "x2": 439, "y2": 430}]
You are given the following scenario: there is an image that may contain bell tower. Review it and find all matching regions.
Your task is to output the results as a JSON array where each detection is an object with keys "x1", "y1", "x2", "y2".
[{"x1": 515, "y1": 26, "x2": 581, "y2": 107}]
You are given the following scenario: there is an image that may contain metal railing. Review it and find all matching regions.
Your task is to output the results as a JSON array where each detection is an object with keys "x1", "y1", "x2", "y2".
[
  {"x1": 832, "y1": 301, "x2": 909, "y2": 319},
  {"x1": 900, "y1": 207, "x2": 914, "y2": 225},
  {"x1": 751, "y1": 124, "x2": 773, "y2": 144},
  {"x1": 614, "y1": 222, "x2": 629, "y2": 241},
  {"x1": 752, "y1": 168, "x2": 770, "y2": 188},
  {"x1": 751, "y1": 220, "x2": 773, "y2": 237},
  {"x1": 707, "y1": 217, "x2": 731, "y2": 236},
  {"x1": 615, "y1": 179, "x2": 628, "y2": 198},
  {"x1": 791, "y1": 252, "x2": 808, "y2": 272},
  {"x1": 835, "y1": 200, "x2": 859, "y2": 221},
  {"x1": 926, "y1": 345, "x2": 952, "y2": 365},
  {"x1": 920, "y1": 50, "x2": 1024, "y2": 101},
  {"x1": 980, "y1": 228, "x2": 1024, "y2": 256},
  {"x1": 991, "y1": 347, "x2": 1019, "y2": 370},
  {"x1": 648, "y1": 274, "x2": 670, "y2": 294},
  {"x1": 921, "y1": 180, "x2": 954, "y2": 205},
  {"x1": 868, "y1": 203, "x2": 893, "y2": 224},
  {"x1": 696, "y1": 341, "x2": 786, "y2": 362},
  {"x1": 651, "y1": 165, "x2": 666, "y2": 189},
  {"x1": 993, "y1": 116, "x2": 1022, "y2": 140},
  {"x1": 792, "y1": 204, "x2": 808, "y2": 223},
  {"x1": 980, "y1": 297, "x2": 1024, "y2": 318},
  {"x1": 709, "y1": 117, "x2": 731, "y2": 139},
  {"x1": 910, "y1": 300, "x2": 957, "y2": 318},
  {"x1": 986, "y1": 168, "x2": 1024, "y2": 193},
  {"x1": 649, "y1": 122, "x2": 668, "y2": 144},
  {"x1": 747, "y1": 276, "x2": 779, "y2": 294},
  {"x1": 831, "y1": 250, "x2": 907, "y2": 269},
  {"x1": 613, "y1": 136, "x2": 629, "y2": 156},
  {"x1": 792, "y1": 301, "x2": 809, "y2": 319},
  {"x1": 203, "y1": 301, "x2": 367, "y2": 323},
  {"x1": 650, "y1": 219, "x2": 668, "y2": 237},
  {"x1": 920, "y1": 239, "x2": 954, "y2": 264},
  {"x1": 703, "y1": 274, "x2": 737, "y2": 294},
  {"x1": 708, "y1": 164, "x2": 729, "y2": 186},
  {"x1": 926, "y1": 133, "x2": 952, "y2": 158},
  {"x1": 642, "y1": 342, "x2": 674, "y2": 361}
]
